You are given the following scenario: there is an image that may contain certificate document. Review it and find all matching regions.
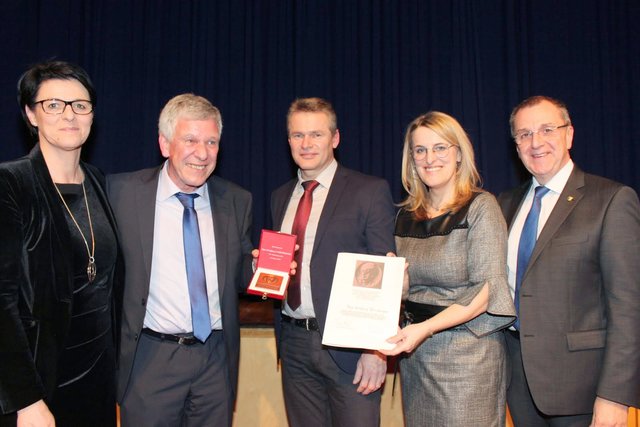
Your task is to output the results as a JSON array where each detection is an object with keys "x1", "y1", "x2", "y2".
[{"x1": 322, "y1": 252, "x2": 405, "y2": 350}]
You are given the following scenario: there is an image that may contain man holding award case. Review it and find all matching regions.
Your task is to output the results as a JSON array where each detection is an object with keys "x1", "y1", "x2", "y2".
[{"x1": 264, "y1": 97, "x2": 396, "y2": 427}]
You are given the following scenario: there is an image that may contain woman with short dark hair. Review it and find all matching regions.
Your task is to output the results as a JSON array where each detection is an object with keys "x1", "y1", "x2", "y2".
[{"x1": 0, "y1": 60, "x2": 120, "y2": 426}]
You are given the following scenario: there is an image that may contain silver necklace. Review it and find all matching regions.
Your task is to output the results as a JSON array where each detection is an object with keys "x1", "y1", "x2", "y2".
[{"x1": 54, "y1": 181, "x2": 97, "y2": 283}]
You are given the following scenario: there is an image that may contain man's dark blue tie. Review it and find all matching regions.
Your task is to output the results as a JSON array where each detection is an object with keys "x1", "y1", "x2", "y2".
[
  {"x1": 176, "y1": 192, "x2": 211, "y2": 342},
  {"x1": 515, "y1": 186, "x2": 550, "y2": 330}
]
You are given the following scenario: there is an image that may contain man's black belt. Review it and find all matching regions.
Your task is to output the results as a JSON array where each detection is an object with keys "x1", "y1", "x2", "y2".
[
  {"x1": 281, "y1": 314, "x2": 319, "y2": 331},
  {"x1": 142, "y1": 328, "x2": 200, "y2": 345}
]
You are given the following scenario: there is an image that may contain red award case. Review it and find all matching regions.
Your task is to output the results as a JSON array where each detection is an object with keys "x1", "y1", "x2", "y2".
[{"x1": 247, "y1": 229, "x2": 297, "y2": 299}]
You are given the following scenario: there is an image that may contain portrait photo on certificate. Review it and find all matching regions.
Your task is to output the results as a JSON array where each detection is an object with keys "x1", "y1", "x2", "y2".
[{"x1": 322, "y1": 252, "x2": 405, "y2": 350}]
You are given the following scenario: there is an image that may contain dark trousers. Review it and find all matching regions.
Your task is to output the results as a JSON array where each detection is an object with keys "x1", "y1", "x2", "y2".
[
  {"x1": 120, "y1": 330, "x2": 232, "y2": 427},
  {"x1": 505, "y1": 331, "x2": 592, "y2": 427},
  {"x1": 280, "y1": 321, "x2": 381, "y2": 427}
]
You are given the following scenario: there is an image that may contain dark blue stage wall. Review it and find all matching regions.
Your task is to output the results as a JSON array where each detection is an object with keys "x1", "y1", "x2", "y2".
[{"x1": 2, "y1": 1, "x2": 639, "y2": 241}]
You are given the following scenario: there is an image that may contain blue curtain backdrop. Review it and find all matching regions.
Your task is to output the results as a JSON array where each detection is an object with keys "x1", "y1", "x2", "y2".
[{"x1": 1, "y1": 0, "x2": 639, "y2": 241}]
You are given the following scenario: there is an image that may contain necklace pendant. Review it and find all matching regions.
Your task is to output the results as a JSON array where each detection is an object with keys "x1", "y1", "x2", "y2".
[{"x1": 87, "y1": 257, "x2": 97, "y2": 283}]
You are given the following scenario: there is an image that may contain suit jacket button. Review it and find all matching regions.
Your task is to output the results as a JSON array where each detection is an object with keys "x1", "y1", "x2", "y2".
[
  {"x1": 141, "y1": 298, "x2": 146, "y2": 306},
  {"x1": 134, "y1": 333, "x2": 139, "y2": 341}
]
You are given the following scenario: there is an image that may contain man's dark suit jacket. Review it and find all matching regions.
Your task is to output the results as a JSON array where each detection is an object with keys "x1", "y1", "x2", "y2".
[
  {"x1": 0, "y1": 145, "x2": 121, "y2": 415},
  {"x1": 108, "y1": 167, "x2": 253, "y2": 402},
  {"x1": 498, "y1": 166, "x2": 640, "y2": 415},
  {"x1": 271, "y1": 164, "x2": 396, "y2": 373}
]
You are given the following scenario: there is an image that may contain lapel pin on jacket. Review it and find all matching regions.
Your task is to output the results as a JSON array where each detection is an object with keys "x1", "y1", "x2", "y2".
[{"x1": 567, "y1": 196, "x2": 574, "y2": 202}]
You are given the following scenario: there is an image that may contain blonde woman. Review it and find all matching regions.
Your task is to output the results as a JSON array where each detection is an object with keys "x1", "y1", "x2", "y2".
[{"x1": 382, "y1": 111, "x2": 515, "y2": 426}]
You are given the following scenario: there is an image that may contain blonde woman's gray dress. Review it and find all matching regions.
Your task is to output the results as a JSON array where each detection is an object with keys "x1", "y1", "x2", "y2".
[{"x1": 395, "y1": 192, "x2": 516, "y2": 427}]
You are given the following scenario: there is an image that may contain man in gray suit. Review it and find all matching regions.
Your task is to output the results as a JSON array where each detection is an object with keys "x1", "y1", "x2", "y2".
[
  {"x1": 498, "y1": 95, "x2": 640, "y2": 426},
  {"x1": 108, "y1": 94, "x2": 253, "y2": 426}
]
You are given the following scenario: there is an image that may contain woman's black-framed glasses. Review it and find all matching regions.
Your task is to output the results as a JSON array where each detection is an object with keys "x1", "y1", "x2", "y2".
[{"x1": 33, "y1": 98, "x2": 93, "y2": 115}]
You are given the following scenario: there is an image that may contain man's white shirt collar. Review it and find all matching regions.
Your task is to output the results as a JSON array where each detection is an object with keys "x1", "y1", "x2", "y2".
[
  {"x1": 531, "y1": 159, "x2": 574, "y2": 195},
  {"x1": 296, "y1": 159, "x2": 338, "y2": 191},
  {"x1": 157, "y1": 160, "x2": 209, "y2": 203}
]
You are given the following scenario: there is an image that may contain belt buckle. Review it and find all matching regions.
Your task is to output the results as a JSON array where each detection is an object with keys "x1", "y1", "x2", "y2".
[
  {"x1": 305, "y1": 318, "x2": 311, "y2": 331},
  {"x1": 403, "y1": 310, "x2": 414, "y2": 326},
  {"x1": 178, "y1": 336, "x2": 189, "y2": 345}
]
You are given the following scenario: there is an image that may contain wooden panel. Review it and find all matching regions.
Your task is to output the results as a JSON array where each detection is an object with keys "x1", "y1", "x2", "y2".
[
  {"x1": 630, "y1": 407, "x2": 639, "y2": 427},
  {"x1": 234, "y1": 328, "x2": 404, "y2": 427}
]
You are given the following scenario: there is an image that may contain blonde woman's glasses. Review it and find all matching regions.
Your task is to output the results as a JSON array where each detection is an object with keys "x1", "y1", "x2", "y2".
[{"x1": 412, "y1": 144, "x2": 455, "y2": 161}]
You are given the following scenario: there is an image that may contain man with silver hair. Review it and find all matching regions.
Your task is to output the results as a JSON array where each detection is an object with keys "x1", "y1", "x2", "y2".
[
  {"x1": 109, "y1": 93, "x2": 253, "y2": 426},
  {"x1": 499, "y1": 95, "x2": 640, "y2": 426}
]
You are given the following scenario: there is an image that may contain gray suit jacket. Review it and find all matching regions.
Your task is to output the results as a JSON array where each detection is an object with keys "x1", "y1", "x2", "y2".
[
  {"x1": 498, "y1": 166, "x2": 640, "y2": 414},
  {"x1": 271, "y1": 164, "x2": 396, "y2": 373},
  {"x1": 107, "y1": 166, "x2": 253, "y2": 402}
]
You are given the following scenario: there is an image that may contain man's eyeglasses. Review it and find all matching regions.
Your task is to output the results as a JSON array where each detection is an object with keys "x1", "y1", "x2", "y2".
[
  {"x1": 411, "y1": 144, "x2": 456, "y2": 161},
  {"x1": 33, "y1": 98, "x2": 93, "y2": 115},
  {"x1": 513, "y1": 124, "x2": 569, "y2": 145}
]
